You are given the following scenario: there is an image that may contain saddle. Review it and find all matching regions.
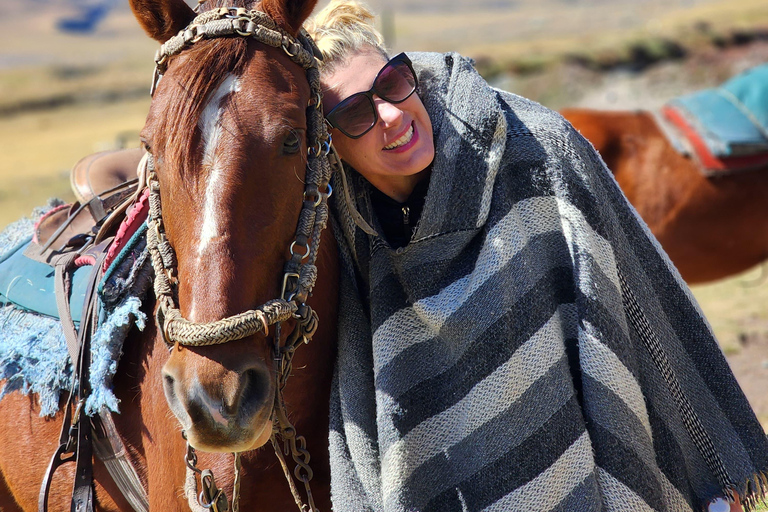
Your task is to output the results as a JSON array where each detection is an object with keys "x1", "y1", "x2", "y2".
[
  {"x1": 660, "y1": 63, "x2": 768, "y2": 175},
  {"x1": 0, "y1": 148, "x2": 151, "y2": 512},
  {"x1": 35, "y1": 148, "x2": 145, "y2": 256},
  {"x1": 0, "y1": 148, "x2": 147, "y2": 325}
]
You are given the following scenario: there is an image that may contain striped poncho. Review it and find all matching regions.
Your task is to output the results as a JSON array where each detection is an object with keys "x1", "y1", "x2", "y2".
[{"x1": 328, "y1": 52, "x2": 768, "y2": 512}]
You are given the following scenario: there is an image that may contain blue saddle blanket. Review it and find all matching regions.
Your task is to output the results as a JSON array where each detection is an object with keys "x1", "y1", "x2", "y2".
[
  {"x1": 667, "y1": 64, "x2": 768, "y2": 157},
  {"x1": 0, "y1": 209, "x2": 152, "y2": 417},
  {"x1": 0, "y1": 238, "x2": 92, "y2": 324}
]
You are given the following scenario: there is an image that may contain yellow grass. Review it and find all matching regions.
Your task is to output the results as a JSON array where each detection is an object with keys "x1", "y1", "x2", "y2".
[{"x1": 0, "y1": 98, "x2": 148, "y2": 228}]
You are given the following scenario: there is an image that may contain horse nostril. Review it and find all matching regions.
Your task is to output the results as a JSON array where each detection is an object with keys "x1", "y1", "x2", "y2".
[
  {"x1": 238, "y1": 368, "x2": 271, "y2": 416},
  {"x1": 163, "y1": 372, "x2": 176, "y2": 402}
]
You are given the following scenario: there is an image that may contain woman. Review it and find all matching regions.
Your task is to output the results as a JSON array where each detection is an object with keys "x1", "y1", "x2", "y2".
[{"x1": 305, "y1": 2, "x2": 768, "y2": 512}]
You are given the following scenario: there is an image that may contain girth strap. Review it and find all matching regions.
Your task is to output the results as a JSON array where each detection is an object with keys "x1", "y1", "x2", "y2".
[
  {"x1": 92, "y1": 412, "x2": 149, "y2": 512},
  {"x1": 54, "y1": 252, "x2": 83, "y2": 364}
]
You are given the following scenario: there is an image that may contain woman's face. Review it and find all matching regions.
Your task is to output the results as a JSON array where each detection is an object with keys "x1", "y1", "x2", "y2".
[{"x1": 322, "y1": 48, "x2": 435, "y2": 200}]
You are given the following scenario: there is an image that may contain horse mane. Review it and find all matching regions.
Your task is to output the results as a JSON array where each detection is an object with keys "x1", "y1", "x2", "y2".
[{"x1": 155, "y1": 0, "x2": 255, "y2": 181}]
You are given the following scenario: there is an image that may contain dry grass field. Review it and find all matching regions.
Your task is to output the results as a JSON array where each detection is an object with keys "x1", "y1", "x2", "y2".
[{"x1": 1, "y1": 3, "x2": 767, "y2": 502}]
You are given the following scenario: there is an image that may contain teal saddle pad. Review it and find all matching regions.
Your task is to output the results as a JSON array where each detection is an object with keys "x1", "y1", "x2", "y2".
[
  {"x1": 0, "y1": 238, "x2": 92, "y2": 324},
  {"x1": 667, "y1": 64, "x2": 768, "y2": 157}
]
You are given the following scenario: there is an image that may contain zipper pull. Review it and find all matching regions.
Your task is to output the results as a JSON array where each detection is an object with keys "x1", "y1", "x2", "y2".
[{"x1": 402, "y1": 206, "x2": 410, "y2": 226}]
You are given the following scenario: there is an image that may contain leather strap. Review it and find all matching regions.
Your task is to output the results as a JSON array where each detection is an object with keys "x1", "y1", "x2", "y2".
[
  {"x1": 54, "y1": 253, "x2": 82, "y2": 365},
  {"x1": 39, "y1": 250, "x2": 108, "y2": 512},
  {"x1": 93, "y1": 412, "x2": 149, "y2": 512},
  {"x1": 71, "y1": 410, "x2": 94, "y2": 512},
  {"x1": 69, "y1": 252, "x2": 103, "y2": 512}
]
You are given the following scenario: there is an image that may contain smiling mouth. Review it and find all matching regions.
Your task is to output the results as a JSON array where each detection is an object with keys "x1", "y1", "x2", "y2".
[{"x1": 384, "y1": 124, "x2": 414, "y2": 150}]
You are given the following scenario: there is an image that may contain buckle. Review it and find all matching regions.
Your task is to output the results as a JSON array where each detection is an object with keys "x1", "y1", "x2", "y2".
[{"x1": 281, "y1": 272, "x2": 300, "y2": 302}]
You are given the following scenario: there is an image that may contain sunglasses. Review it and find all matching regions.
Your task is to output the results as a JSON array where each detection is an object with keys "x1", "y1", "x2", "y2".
[{"x1": 325, "y1": 52, "x2": 418, "y2": 139}]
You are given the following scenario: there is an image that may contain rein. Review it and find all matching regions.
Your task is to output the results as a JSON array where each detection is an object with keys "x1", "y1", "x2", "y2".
[{"x1": 145, "y1": 8, "x2": 336, "y2": 512}]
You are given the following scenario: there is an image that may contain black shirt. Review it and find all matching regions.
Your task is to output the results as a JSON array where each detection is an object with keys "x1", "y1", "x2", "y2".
[{"x1": 368, "y1": 178, "x2": 430, "y2": 250}]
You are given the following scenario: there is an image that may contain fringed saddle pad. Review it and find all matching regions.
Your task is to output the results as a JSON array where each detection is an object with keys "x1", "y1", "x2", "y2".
[
  {"x1": 0, "y1": 193, "x2": 153, "y2": 417},
  {"x1": 662, "y1": 64, "x2": 768, "y2": 174}
]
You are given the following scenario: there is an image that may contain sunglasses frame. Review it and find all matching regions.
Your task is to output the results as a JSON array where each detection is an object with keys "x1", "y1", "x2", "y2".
[{"x1": 325, "y1": 52, "x2": 418, "y2": 139}]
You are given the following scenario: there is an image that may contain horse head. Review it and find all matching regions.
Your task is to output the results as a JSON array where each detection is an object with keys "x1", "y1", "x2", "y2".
[{"x1": 129, "y1": 0, "x2": 325, "y2": 453}]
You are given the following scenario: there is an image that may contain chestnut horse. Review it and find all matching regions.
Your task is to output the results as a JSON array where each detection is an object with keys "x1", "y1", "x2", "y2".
[
  {"x1": 561, "y1": 108, "x2": 768, "y2": 284},
  {"x1": 0, "y1": 0, "x2": 339, "y2": 510}
]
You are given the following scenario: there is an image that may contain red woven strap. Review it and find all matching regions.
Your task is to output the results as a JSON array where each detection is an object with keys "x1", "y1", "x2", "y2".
[
  {"x1": 102, "y1": 188, "x2": 150, "y2": 272},
  {"x1": 663, "y1": 105, "x2": 768, "y2": 173}
]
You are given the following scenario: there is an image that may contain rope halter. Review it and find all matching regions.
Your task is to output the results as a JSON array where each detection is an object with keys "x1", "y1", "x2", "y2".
[{"x1": 146, "y1": 7, "x2": 335, "y2": 349}]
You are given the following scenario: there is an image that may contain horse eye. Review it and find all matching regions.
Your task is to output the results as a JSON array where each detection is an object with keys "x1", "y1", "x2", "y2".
[{"x1": 283, "y1": 131, "x2": 301, "y2": 155}]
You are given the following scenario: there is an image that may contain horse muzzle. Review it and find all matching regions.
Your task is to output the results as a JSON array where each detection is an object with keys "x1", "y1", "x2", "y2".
[{"x1": 162, "y1": 355, "x2": 275, "y2": 452}]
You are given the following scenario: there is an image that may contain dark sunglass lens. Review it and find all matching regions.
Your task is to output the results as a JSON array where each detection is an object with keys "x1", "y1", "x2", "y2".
[
  {"x1": 375, "y1": 60, "x2": 416, "y2": 103},
  {"x1": 328, "y1": 93, "x2": 375, "y2": 137}
]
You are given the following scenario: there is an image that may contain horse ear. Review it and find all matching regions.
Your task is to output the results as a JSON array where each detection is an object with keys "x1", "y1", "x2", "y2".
[
  {"x1": 261, "y1": 0, "x2": 318, "y2": 36},
  {"x1": 129, "y1": 0, "x2": 196, "y2": 43}
]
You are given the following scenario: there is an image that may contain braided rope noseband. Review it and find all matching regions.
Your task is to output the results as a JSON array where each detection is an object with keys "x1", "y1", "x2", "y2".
[{"x1": 143, "y1": 8, "x2": 337, "y2": 512}]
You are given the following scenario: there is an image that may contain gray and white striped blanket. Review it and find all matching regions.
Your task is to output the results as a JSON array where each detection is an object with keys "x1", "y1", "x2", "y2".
[{"x1": 328, "y1": 52, "x2": 768, "y2": 512}]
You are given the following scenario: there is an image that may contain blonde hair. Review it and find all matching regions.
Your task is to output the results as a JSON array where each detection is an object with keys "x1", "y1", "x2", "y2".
[{"x1": 304, "y1": 0, "x2": 389, "y2": 74}]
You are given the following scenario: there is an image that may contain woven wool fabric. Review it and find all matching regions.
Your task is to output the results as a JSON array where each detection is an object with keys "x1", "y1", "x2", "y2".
[
  {"x1": 0, "y1": 209, "x2": 151, "y2": 416},
  {"x1": 327, "y1": 52, "x2": 768, "y2": 512}
]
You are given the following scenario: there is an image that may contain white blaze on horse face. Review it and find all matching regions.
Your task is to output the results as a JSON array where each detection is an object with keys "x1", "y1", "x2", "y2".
[
  {"x1": 198, "y1": 74, "x2": 241, "y2": 257},
  {"x1": 190, "y1": 74, "x2": 241, "y2": 321}
]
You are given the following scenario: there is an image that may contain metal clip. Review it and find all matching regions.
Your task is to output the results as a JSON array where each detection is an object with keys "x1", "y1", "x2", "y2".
[
  {"x1": 281, "y1": 272, "x2": 300, "y2": 302},
  {"x1": 199, "y1": 469, "x2": 229, "y2": 512}
]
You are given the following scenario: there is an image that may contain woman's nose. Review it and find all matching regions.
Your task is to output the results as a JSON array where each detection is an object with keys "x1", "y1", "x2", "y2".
[{"x1": 376, "y1": 98, "x2": 404, "y2": 126}]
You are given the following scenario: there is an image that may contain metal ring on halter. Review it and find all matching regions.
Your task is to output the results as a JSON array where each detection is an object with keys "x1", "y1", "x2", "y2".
[
  {"x1": 281, "y1": 272, "x2": 300, "y2": 302},
  {"x1": 255, "y1": 310, "x2": 269, "y2": 337},
  {"x1": 198, "y1": 491, "x2": 214, "y2": 509},
  {"x1": 155, "y1": 302, "x2": 172, "y2": 347},
  {"x1": 234, "y1": 16, "x2": 252, "y2": 37},
  {"x1": 282, "y1": 43, "x2": 296, "y2": 58},
  {"x1": 311, "y1": 91, "x2": 322, "y2": 110},
  {"x1": 324, "y1": 183, "x2": 333, "y2": 199},
  {"x1": 185, "y1": 443, "x2": 201, "y2": 474},
  {"x1": 190, "y1": 24, "x2": 206, "y2": 44},
  {"x1": 307, "y1": 141, "x2": 321, "y2": 157},
  {"x1": 155, "y1": 51, "x2": 168, "y2": 67},
  {"x1": 308, "y1": 139, "x2": 331, "y2": 157},
  {"x1": 303, "y1": 189, "x2": 322, "y2": 207},
  {"x1": 289, "y1": 241, "x2": 310, "y2": 260}
]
